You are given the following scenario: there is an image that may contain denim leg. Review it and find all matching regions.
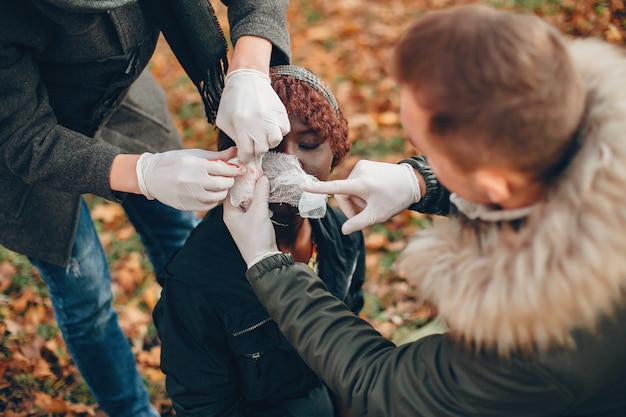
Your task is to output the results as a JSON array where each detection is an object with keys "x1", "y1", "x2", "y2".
[
  {"x1": 29, "y1": 200, "x2": 159, "y2": 417},
  {"x1": 121, "y1": 194, "x2": 199, "y2": 273}
]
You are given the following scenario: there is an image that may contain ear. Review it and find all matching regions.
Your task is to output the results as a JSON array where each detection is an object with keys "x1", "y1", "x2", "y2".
[{"x1": 473, "y1": 168, "x2": 513, "y2": 205}]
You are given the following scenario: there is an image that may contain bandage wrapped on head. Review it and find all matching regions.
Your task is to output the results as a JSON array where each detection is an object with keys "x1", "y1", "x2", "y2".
[{"x1": 227, "y1": 65, "x2": 343, "y2": 219}]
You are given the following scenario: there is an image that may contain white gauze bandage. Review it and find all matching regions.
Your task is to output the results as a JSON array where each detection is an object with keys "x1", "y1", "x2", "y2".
[{"x1": 228, "y1": 152, "x2": 327, "y2": 218}]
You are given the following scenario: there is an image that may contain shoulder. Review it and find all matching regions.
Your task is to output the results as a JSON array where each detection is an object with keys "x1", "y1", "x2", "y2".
[{"x1": 158, "y1": 205, "x2": 248, "y2": 291}]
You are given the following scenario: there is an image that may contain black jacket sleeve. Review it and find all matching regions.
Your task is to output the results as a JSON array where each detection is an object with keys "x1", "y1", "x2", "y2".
[{"x1": 401, "y1": 156, "x2": 451, "y2": 216}]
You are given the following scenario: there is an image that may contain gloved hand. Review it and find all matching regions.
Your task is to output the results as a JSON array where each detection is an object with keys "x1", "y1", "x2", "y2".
[
  {"x1": 301, "y1": 160, "x2": 421, "y2": 235},
  {"x1": 223, "y1": 175, "x2": 281, "y2": 268},
  {"x1": 216, "y1": 69, "x2": 291, "y2": 164},
  {"x1": 136, "y1": 147, "x2": 243, "y2": 211}
]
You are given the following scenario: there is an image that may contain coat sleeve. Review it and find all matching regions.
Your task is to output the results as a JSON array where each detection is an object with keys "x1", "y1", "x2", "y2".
[
  {"x1": 401, "y1": 156, "x2": 451, "y2": 216},
  {"x1": 154, "y1": 278, "x2": 245, "y2": 417},
  {"x1": 221, "y1": 0, "x2": 291, "y2": 65},
  {"x1": 0, "y1": 15, "x2": 122, "y2": 201},
  {"x1": 246, "y1": 254, "x2": 575, "y2": 417}
]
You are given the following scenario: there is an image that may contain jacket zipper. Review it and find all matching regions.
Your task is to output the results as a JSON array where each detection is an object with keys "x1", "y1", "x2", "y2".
[
  {"x1": 232, "y1": 317, "x2": 273, "y2": 336},
  {"x1": 249, "y1": 352, "x2": 261, "y2": 377},
  {"x1": 341, "y1": 257, "x2": 359, "y2": 301}
]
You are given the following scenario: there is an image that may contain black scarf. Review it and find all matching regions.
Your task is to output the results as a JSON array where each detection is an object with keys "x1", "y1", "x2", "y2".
[{"x1": 145, "y1": 0, "x2": 229, "y2": 124}]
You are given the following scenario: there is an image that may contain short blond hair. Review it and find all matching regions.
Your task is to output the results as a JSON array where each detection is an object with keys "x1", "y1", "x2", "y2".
[{"x1": 392, "y1": 4, "x2": 586, "y2": 182}]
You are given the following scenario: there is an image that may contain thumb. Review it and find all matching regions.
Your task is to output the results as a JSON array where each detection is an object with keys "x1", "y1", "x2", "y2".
[
  {"x1": 341, "y1": 211, "x2": 371, "y2": 235},
  {"x1": 214, "y1": 146, "x2": 238, "y2": 162},
  {"x1": 249, "y1": 175, "x2": 271, "y2": 210}
]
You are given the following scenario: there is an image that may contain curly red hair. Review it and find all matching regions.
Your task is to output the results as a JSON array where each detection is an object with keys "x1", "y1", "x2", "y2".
[{"x1": 218, "y1": 68, "x2": 349, "y2": 168}]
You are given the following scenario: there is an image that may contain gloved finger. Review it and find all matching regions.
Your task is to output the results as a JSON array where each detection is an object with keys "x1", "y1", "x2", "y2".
[
  {"x1": 199, "y1": 189, "x2": 229, "y2": 204},
  {"x1": 233, "y1": 132, "x2": 255, "y2": 164},
  {"x1": 301, "y1": 179, "x2": 367, "y2": 197},
  {"x1": 341, "y1": 209, "x2": 374, "y2": 235},
  {"x1": 253, "y1": 137, "x2": 270, "y2": 157},
  {"x1": 180, "y1": 195, "x2": 224, "y2": 212},
  {"x1": 335, "y1": 194, "x2": 359, "y2": 219},
  {"x1": 200, "y1": 174, "x2": 236, "y2": 192},
  {"x1": 265, "y1": 123, "x2": 285, "y2": 150},
  {"x1": 248, "y1": 175, "x2": 271, "y2": 211},
  {"x1": 181, "y1": 149, "x2": 224, "y2": 159},
  {"x1": 205, "y1": 160, "x2": 245, "y2": 177},
  {"x1": 212, "y1": 146, "x2": 238, "y2": 162}
]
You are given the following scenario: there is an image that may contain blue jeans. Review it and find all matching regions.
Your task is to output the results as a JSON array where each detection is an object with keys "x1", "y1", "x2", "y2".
[{"x1": 29, "y1": 195, "x2": 198, "y2": 417}]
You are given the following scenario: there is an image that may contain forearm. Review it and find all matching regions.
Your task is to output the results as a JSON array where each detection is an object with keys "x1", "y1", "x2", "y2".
[
  {"x1": 109, "y1": 154, "x2": 140, "y2": 193},
  {"x1": 224, "y1": 0, "x2": 290, "y2": 65},
  {"x1": 229, "y1": 36, "x2": 273, "y2": 74}
]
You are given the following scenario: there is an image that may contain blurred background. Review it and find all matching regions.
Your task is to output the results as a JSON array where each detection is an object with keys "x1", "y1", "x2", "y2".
[{"x1": 2, "y1": 0, "x2": 625, "y2": 415}]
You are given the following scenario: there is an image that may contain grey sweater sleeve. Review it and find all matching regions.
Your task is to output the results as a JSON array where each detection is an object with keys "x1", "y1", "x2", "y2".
[{"x1": 222, "y1": 0, "x2": 291, "y2": 65}]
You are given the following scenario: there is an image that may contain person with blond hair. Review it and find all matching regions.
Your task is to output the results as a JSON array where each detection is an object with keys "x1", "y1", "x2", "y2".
[{"x1": 222, "y1": 5, "x2": 626, "y2": 416}]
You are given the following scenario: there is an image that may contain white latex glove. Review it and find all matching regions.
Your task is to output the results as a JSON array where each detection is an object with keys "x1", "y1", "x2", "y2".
[
  {"x1": 301, "y1": 160, "x2": 421, "y2": 235},
  {"x1": 136, "y1": 148, "x2": 244, "y2": 211},
  {"x1": 216, "y1": 69, "x2": 291, "y2": 164},
  {"x1": 223, "y1": 175, "x2": 281, "y2": 268}
]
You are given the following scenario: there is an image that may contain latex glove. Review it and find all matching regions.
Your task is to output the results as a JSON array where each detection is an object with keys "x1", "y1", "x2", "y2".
[
  {"x1": 216, "y1": 69, "x2": 291, "y2": 164},
  {"x1": 136, "y1": 147, "x2": 244, "y2": 211},
  {"x1": 223, "y1": 175, "x2": 281, "y2": 268},
  {"x1": 301, "y1": 160, "x2": 421, "y2": 235}
]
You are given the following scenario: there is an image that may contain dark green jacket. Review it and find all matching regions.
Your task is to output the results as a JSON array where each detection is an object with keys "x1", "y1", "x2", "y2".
[{"x1": 246, "y1": 253, "x2": 626, "y2": 417}]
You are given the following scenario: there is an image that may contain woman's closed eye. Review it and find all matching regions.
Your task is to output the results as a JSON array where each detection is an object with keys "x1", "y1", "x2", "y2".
[{"x1": 298, "y1": 142, "x2": 322, "y2": 150}]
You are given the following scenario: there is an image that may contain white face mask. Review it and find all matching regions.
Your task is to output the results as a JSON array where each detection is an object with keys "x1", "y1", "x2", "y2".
[{"x1": 228, "y1": 152, "x2": 327, "y2": 219}]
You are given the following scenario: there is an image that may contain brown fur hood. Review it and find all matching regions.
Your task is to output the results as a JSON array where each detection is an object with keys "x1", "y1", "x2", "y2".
[{"x1": 396, "y1": 38, "x2": 626, "y2": 355}]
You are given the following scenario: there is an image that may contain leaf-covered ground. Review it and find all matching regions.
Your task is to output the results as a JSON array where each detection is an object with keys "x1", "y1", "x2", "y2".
[{"x1": 1, "y1": 1, "x2": 625, "y2": 415}]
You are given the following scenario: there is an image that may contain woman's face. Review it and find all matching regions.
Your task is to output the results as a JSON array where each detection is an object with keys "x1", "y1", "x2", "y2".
[{"x1": 269, "y1": 114, "x2": 334, "y2": 226}]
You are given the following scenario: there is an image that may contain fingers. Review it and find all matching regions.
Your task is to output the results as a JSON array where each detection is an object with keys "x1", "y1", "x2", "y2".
[
  {"x1": 266, "y1": 124, "x2": 285, "y2": 150},
  {"x1": 205, "y1": 159, "x2": 245, "y2": 177},
  {"x1": 335, "y1": 194, "x2": 357, "y2": 218},
  {"x1": 341, "y1": 211, "x2": 371, "y2": 235},
  {"x1": 234, "y1": 133, "x2": 255, "y2": 164},
  {"x1": 199, "y1": 174, "x2": 236, "y2": 192},
  {"x1": 250, "y1": 175, "x2": 271, "y2": 209},
  {"x1": 301, "y1": 179, "x2": 365, "y2": 196},
  {"x1": 214, "y1": 146, "x2": 238, "y2": 161}
]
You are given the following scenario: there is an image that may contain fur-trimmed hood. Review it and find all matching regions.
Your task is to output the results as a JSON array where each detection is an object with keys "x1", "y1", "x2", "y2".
[{"x1": 396, "y1": 38, "x2": 626, "y2": 355}]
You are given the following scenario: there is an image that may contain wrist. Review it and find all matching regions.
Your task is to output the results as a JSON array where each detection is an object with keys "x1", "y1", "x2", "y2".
[
  {"x1": 230, "y1": 36, "x2": 272, "y2": 74},
  {"x1": 247, "y1": 250, "x2": 283, "y2": 269},
  {"x1": 399, "y1": 162, "x2": 421, "y2": 204},
  {"x1": 110, "y1": 154, "x2": 141, "y2": 193}
]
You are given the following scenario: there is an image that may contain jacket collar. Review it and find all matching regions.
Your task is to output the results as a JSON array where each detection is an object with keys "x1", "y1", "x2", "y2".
[{"x1": 397, "y1": 38, "x2": 626, "y2": 355}]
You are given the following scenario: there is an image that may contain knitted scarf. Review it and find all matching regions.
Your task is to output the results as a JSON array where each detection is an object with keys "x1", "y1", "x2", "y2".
[{"x1": 145, "y1": 0, "x2": 229, "y2": 124}]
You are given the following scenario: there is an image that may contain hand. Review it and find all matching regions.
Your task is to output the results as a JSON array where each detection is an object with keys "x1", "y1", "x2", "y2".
[
  {"x1": 216, "y1": 69, "x2": 291, "y2": 164},
  {"x1": 223, "y1": 175, "x2": 281, "y2": 268},
  {"x1": 136, "y1": 147, "x2": 244, "y2": 211},
  {"x1": 301, "y1": 160, "x2": 421, "y2": 235}
]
